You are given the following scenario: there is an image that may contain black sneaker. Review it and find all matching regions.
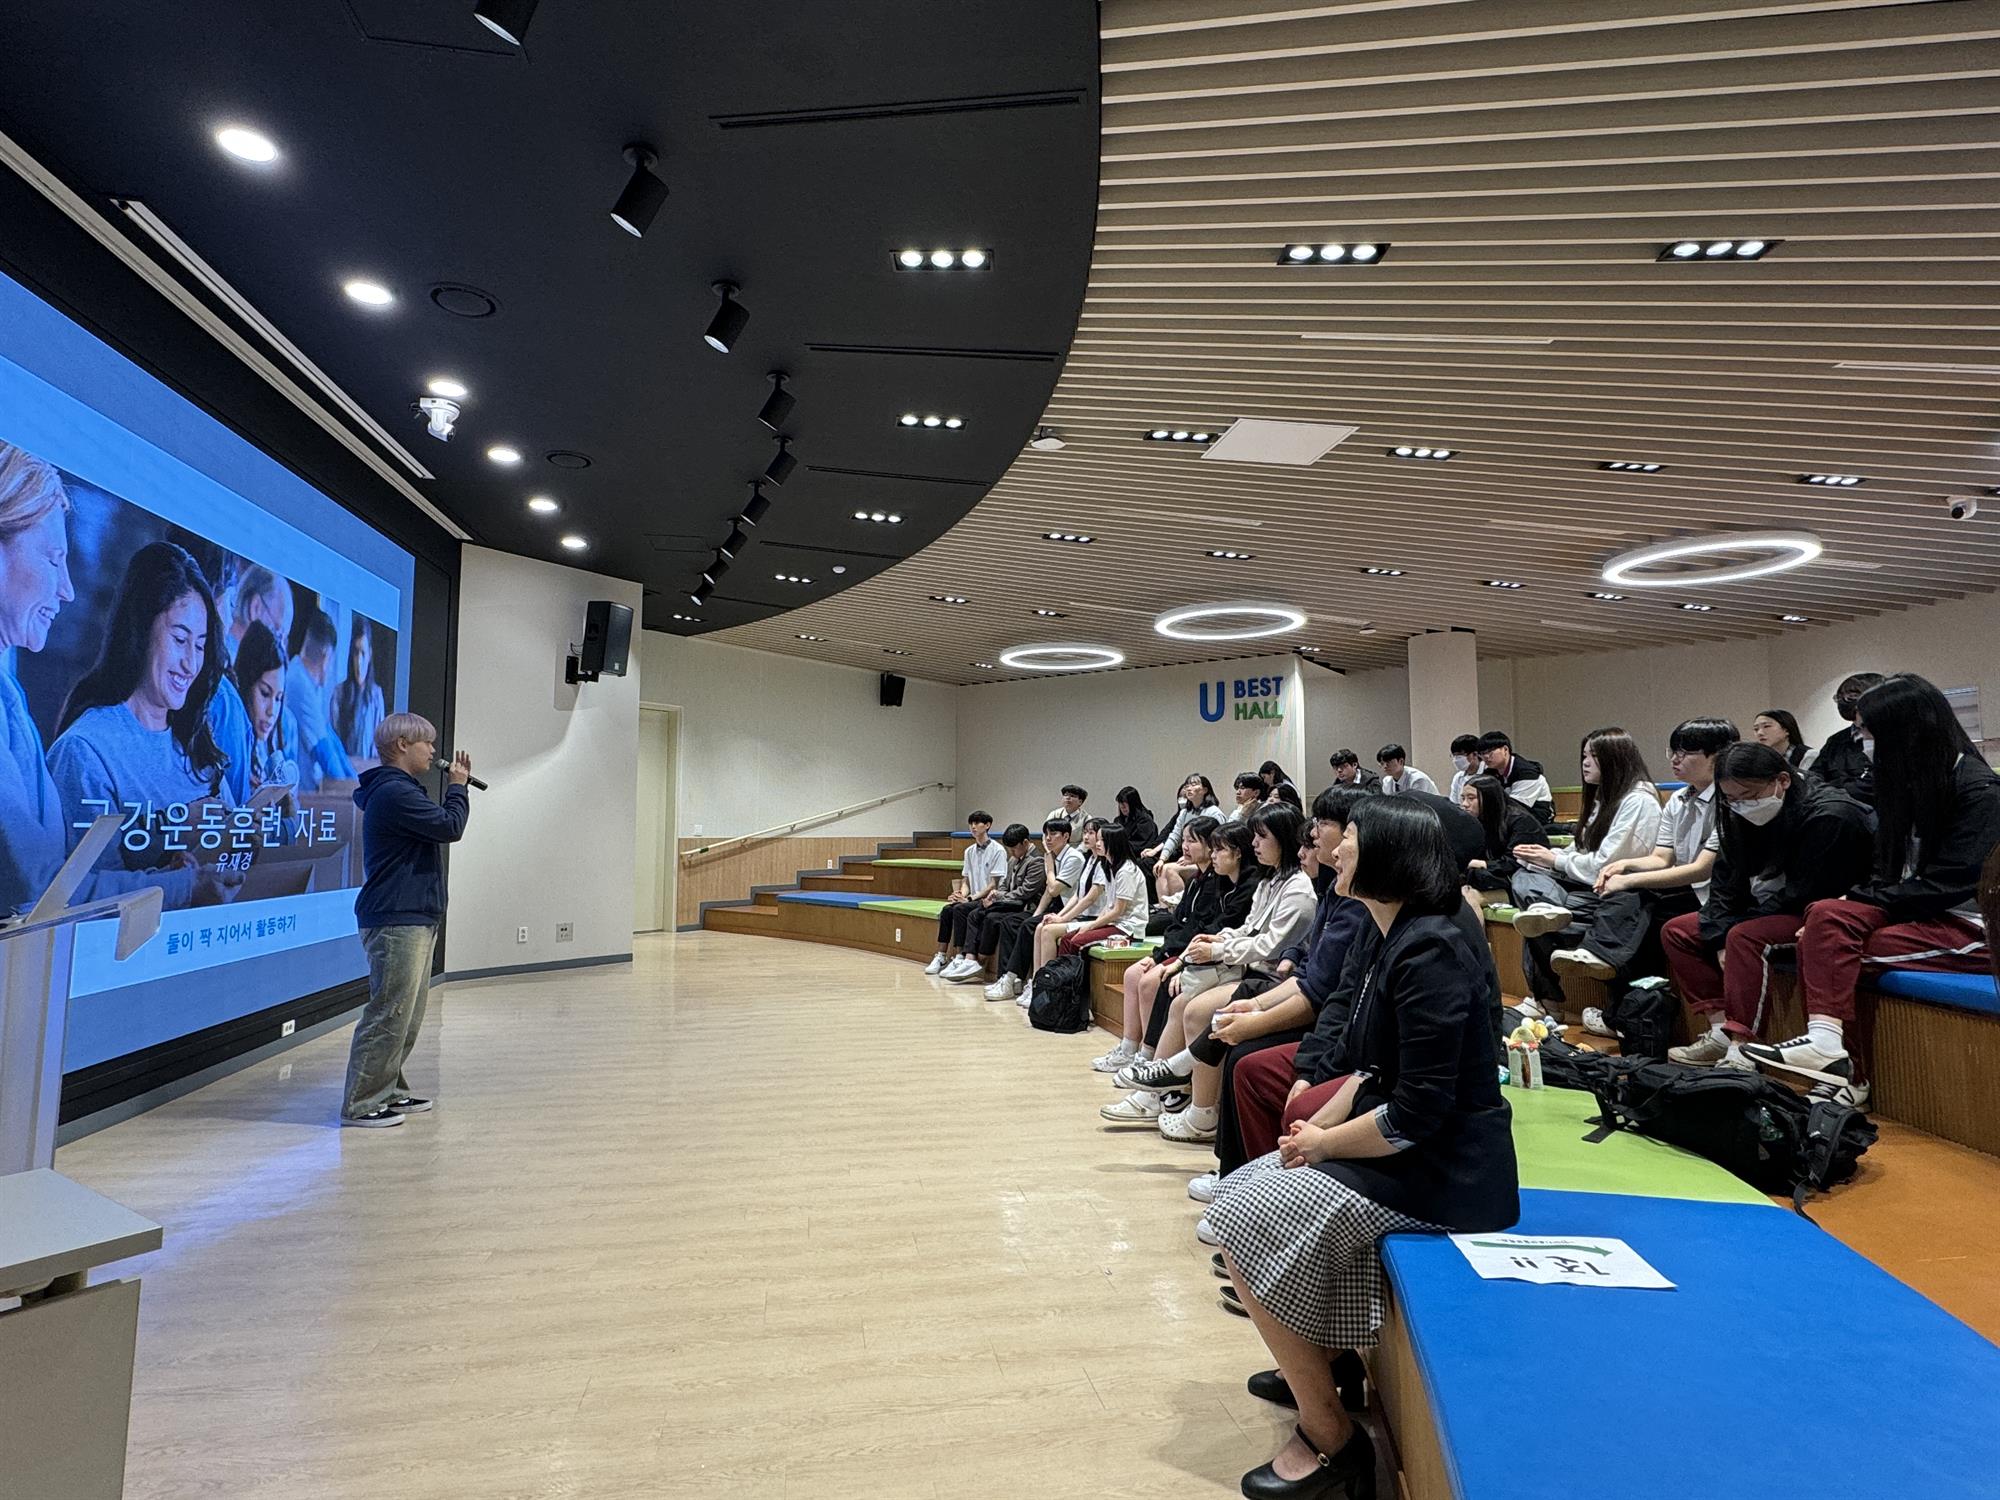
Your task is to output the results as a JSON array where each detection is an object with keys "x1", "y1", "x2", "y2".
[
  {"x1": 1159, "y1": 1090, "x2": 1191, "y2": 1115},
  {"x1": 387, "y1": 1095, "x2": 433, "y2": 1114},
  {"x1": 342, "y1": 1107, "x2": 405, "y2": 1128},
  {"x1": 1125, "y1": 1057, "x2": 1192, "y2": 1094}
]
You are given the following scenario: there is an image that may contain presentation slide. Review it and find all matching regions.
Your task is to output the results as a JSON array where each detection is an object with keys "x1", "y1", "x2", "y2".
[{"x1": 0, "y1": 269, "x2": 416, "y2": 1072}]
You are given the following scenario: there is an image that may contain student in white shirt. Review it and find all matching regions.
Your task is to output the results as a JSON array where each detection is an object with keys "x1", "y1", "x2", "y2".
[
  {"x1": 1225, "y1": 772, "x2": 1264, "y2": 822},
  {"x1": 1376, "y1": 743, "x2": 1437, "y2": 797},
  {"x1": 1478, "y1": 731, "x2": 1555, "y2": 825},
  {"x1": 1507, "y1": 729, "x2": 1663, "y2": 1018},
  {"x1": 1044, "y1": 783, "x2": 1087, "y2": 837},
  {"x1": 925, "y1": 811, "x2": 1008, "y2": 973},
  {"x1": 1446, "y1": 734, "x2": 1485, "y2": 804},
  {"x1": 1020, "y1": 820, "x2": 1148, "y2": 1010}
]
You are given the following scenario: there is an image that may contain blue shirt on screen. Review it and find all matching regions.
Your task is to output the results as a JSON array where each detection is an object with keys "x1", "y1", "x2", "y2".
[
  {"x1": 45, "y1": 703, "x2": 222, "y2": 908},
  {"x1": 206, "y1": 674, "x2": 254, "y2": 803},
  {"x1": 0, "y1": 668, "x2": 64, "y2": 913},
  {"x1": 352, "y1": 766, "x2": 470, "y2": 929},
  {"x1": 285, "y1": 656, "x2": 355, "y2": 790}
]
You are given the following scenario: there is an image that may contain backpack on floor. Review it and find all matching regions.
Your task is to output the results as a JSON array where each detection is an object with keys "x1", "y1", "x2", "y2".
[
  {"x1": 1027, "y1": 954, "x2": 1091, "y2": 1033},
  {"x1": 1576, "y1": 1060, "x2": 1877, "y2": 1214},
  {"x1": 1601, "y1": 979, "x2": 1677, "y2": 1061}
]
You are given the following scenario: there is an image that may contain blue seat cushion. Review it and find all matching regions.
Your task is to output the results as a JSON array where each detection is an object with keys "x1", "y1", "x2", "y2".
[
  {"x1": 1871, "y1": 967, "x2": 2000, "y2": 1016},
  {"x1": 773, "y1": 890, "x2": 879, "y2": 907},
  {"x1": 1383, "y1": 1187, "x2": 2000, "y2": 1500}
]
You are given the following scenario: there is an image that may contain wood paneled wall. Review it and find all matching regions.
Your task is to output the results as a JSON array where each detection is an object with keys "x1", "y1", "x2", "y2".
[{"x1": 675, "y1": 836, "x2": 890, "y2": 927}]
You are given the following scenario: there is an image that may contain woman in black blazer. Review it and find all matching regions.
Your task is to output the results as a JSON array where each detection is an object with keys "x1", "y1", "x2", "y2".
[{"x1": 1207, "y1": 796, "x2": 1519, "y2": 1500}]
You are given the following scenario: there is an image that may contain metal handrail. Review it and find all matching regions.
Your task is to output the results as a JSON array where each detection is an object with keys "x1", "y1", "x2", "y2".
[{"x1": 678, "y1": 781, "x2": 954, "y2": 864}]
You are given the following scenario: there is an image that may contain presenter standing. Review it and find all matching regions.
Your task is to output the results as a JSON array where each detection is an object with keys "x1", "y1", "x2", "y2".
[{"x1": 341, "y1": 713, "x2": 470, "y2": 1128}]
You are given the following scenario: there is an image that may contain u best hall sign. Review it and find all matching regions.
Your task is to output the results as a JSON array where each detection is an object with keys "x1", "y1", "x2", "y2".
[{"x1": 1199, "y1": 674, "x2": 1285, "y2": 723}]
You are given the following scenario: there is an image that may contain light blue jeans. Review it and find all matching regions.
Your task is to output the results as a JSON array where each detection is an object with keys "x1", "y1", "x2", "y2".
[{"x1": 341, "y1": 924, "x2": 437, "y2": 1118}]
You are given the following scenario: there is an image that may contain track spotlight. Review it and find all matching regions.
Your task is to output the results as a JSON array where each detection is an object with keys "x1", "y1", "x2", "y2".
[
  {"x1": 704, "y1": 281, "x2": 748, "y2": 354},
  {"x1": 763, "y1": 435, "x2": 796, "y2": 487},
  {"x1": 472, "y1": 0, "x2": 538, "y2": 45},
  {"x1": 757, "y1": 372, "x2": 795, "y2": 432},
  {"x1": 720, "y1": 525, "x2": 749, "y2": 558},
  {"x1": 691, "y1": 579, "x2": 714, "y2": 606},
  {"x1": 738, "y1": 483, "x2": 772, "y2": 527},
  {"x1": 708, "y1": 551, "x2": 731, "y2": 578},
  {"x1": 610, "y1": 144, "x2": 668, "y2": 237}
]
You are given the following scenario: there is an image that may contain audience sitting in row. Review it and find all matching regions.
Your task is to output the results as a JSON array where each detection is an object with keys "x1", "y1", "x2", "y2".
[
  {"x1": 1098, "y1": 814, "x2": 1239, "y2": 1070},
  {"x1": 938, "y1": 823, "x2": 1045, "y2": 983},
  {"x1": 1446, "y1": 734, "x2": 1485, "y2": 804},
  {"x1": 1145, "y1": 772, "x2": 1221, "y2": 900},
  {"x1": 1375, "y1": 743, "x2": 1435, "y2": 796},
  {"x1": 1114, "y1": 785, "x2": 1159, "y2": 855},
  {"x1": 925, "y1": 810, "x2": 1008, "y2": 975},
  {"x1": 1460, "y1": 773, "x2": 1549, "y2": 893},
  {"x1": 982, "y1": 817, "x2": 1085, "y2": 1002},
  {"x1": 1046, "y1": 783, "x2": 1088, "y2": 837},
  {"x1": 1751, "y1": 708, "x2": 1812, "y2": 769},
  {"x1": 1812, "y1": 672, "x2": 1882, "y2": 804},
  {"x1": 1477, "y1": 730, "x2": 1555, "y2": 824},
  {"x1": 1322, "y1": 748, "x2": 1381, "y2": 797}
]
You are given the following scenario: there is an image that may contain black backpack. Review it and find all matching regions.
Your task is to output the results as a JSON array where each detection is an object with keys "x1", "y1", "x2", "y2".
[
  {"x1": 1027, "y1": 954, "x2": 1092, "y2": 1033},
  {"x1": 1601, "y1": 981, "x2": 1677, "y2": 1061},
  {"x1": 1570, "y1": 1058, "x2": 1877, "y2": 1214}
]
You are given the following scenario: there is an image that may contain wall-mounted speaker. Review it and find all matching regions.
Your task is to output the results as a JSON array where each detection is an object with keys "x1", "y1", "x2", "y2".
[{"x1": 879, "y1": 672, "x2": 906, "y2": 708}]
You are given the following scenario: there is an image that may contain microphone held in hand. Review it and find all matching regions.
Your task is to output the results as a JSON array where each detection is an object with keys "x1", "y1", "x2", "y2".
[{"x1": 433, "y1": 755, "x2": 490, "y2": 791}]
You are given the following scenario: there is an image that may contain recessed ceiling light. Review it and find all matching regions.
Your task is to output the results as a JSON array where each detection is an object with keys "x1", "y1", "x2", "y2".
[
  {"x1": 1359, "y1": 566, "x2": 1405, "y2": 576},
  {"x1": 972, "y1": 661, "x2": 994, "y2": 669},
  {"x1": 923, "y1": 415, "x2": 942, "y2": 428},
  {"x1": 883, "y1": 647, "x2": 911, "y2": 655},
  {"x1": 526, "y1": 496, "x2": 559, "y2": 514},
  {"x1": 1206, "y1": 549, "x2": 1254, "y2": 560},
  {"x1": 1658, "y1": 238, "x2": 1778, "y2": 262},
  {"x1": 559, "y1": 534, "x2": 587, "y2": 552},
  {"x1": 773, "y1": 572, "x2": 812, "y2": 584},
  {"x1": 831, "y1": 566, "x2": 847, "y2": 575},
  {"x1": 1034, "y1": 609, "x2": 1067, "y2": 617},
  {"x1": 214, "y1": 126, "x2": 279, "y2": 164},
  {"x1": 1600, "y1": 461, "x2": 1663, "y2": 472},
  {"x1": 1144, "y1": 429, "x2": 1212, "y2": 444},
  {"x1": 930, "y1": 594, "x2": 970, "y2": 604},
  {"x1": 852, "y1": 511, "x2": 903, "y2": 524},
  {"x1": 487, "y1": 444, "x2": 523, "y2": 465},
  {"x1": 893, "y1": 247, "x2": 992, "y2": 272},
  {"x1": 1390, "y1": 446, "x2": 1453, "y2": 461},
  {"x1": 1680, "y1": 602, "x2": 1715, "y2": 611},
  {"x1": 671, "y1": 613, "x2": 700, "y2": 622},
  {"x1": 1042, "y1": 532, "x2": 1093, "y2": 544},
  {"x1": 1588, "y1": 591, "x2": 1627, "y2": 601},
  {"x1": 1358, "y1": 624, "x2": 1378, "y2": 635},
  {"x1": 1276, "y1": 242, "x2": 1390, "y2": 266},
  {"x1": 1799, "y1": 473, "x2": 1864, "y2": 486},
  {"x1": 930, "y1": 250, "x2": 955, "y2": 268},
  {"x1": 1484, "y1": 579, "x2": 1526, "y2": 589},
  {"x1": 1295, "y1": 645, "x2": 1322, "y2": 654},
  {"x1": 797, "y1": 634, "x2": 828, "y2": 642},
  {"x1": 1779, "y1": 614, "x2": 1811, "y2": 623},
  {"x1": 426, "y1": 376, "x2": 469, "y2": 400},
  {"x1": 343, "y1": 279, "x2": 394, "y2": 307},
  {"x1": 960, "y1": 248, "x2": 989, "y2": 269},
  {"x1": 900, "y1": 414, "x2": 962, "y2": 430}
]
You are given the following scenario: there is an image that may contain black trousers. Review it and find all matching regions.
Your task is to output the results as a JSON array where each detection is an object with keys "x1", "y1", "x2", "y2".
[
  {"x1": 995, "y1": 911, "x2": 1040, "y2": 977},
  {"x1": 1521, "y1": 886, "x2": 1701, "y2": 1002},
  {"x1": 1214, "y1": 1028, "x2": 1312, "y2": 1179},
  {"x1": 935, "y1": 899, "x2": 978, "y2": 948},
  {"x1": 962, "y1": 901, "x2": 1022, "y2": 958}
]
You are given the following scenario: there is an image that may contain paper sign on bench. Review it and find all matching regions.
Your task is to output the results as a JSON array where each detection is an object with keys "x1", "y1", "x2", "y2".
[{"x1": 1450, "y1": 1232, "x2": 1674, "y2": 1290}]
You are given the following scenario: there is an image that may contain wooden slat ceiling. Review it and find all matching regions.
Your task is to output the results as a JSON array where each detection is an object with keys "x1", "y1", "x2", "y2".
[{"x1": 713, "y1": 0, "x2": 2000, "y2": 683}]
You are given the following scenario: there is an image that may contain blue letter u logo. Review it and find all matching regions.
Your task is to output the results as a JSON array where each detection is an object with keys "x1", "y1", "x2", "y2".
[{"x1": 1198, "y1": 681, "x2": 1225, "y2": 722}]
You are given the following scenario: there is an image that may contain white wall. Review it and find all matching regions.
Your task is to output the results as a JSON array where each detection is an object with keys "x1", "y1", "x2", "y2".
[
  {"x1": 1509, "y1": 592, "x2": 2000, "y2": 770},
  {"x1": 447, "y1": 547, "x2": 642, "y2": 974},
  {"x1": 637, "y1": 632, "x2": 958, "y2": 838},
  {"x1": 956, "y1": 654, "x2": 1305, "y2": 823},
  {"x1": 1300, "y1": 664, "x2": 1415, "y2": 784}
]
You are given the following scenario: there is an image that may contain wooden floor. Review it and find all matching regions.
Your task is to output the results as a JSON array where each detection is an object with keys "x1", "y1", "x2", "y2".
[{"x1": 58, "y1": 931, "x2": 2000, "y2": 1500}]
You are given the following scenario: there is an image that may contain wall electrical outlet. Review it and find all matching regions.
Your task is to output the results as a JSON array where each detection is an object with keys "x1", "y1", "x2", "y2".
[
  {"x1": 556, "y1": 922, "x2": 574, "y2": 942},
  {"x1": 516, "y1": 926, "x2": 529, "y2": 944},
  {"x1": 895, "y1": 927, "x2": 903, "y2": 943},
  {"x1": 827, "y1": 859, "x2": 835, "y2": 869},
  {"x1": 280, "y1": 1019, "x2": 296, "y2": 1038}
]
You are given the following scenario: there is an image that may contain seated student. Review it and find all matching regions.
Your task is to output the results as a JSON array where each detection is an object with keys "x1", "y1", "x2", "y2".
[
  {"x1": 1376, "y1": 744, "x2": 1437, "y2": 797},
  {"x1": 1563, "y1": 718, "x2": 1735, "y2": 1034},
  {"x1": 1505, "y1": 729, "x2": 1663, "y2": 1018},
  {"x1": 1400, "y1": 784, "x2": 1486, "y2": 879},
  {"x1": 1663, "y1": 742, "x2": 1875, "y2": 1075},
  {"x1": 1205, "y1": 796, "x2": 1517, "y2": 1499},
  {"x1": 1046, "y1": 783, "x2": 1088, "y2": 836},
  {"x1": 1740, "y1": 674, "x2": 2000, "y2": 1104},
  {"x1": 1460, "y1": 773, "x2": 1548, "y2": 892},
  {"x1": 1258, "y1": 760, "x2": 1299, "y2": 804},
  {"x1": 1100, "y1": 820, "x2": 1271, "y2": 1127},
  {"x1": 1265, "y1": 781, "x2": 1304, "y2": 813},
  {"x1": 1148, "y1": 772, "x2": 1220, "y2": 901},
  {"x1": 1750, "y1": 709, "x2": 1813, "y2": 770},
  {"x1": 985, "y1": 818, "x2": 1083, "y2": 1002},
  {"x1": 285, "y1": 607, "x2": 356, "y2": 791},
  {"x1": 1108, "y1": 808, "x2": 1316, "y2": 1141},
  {"x1": 924, "y1": 811, "x2": 1007, "y2": 975},
  {"x1": 942, "y1": 823, "x2": 1045, "y2": 982},
  {"x1": 1446, "y1": 733, "x2": 1485, "y2": 804},
  {"x1": 1323, "y1": 748, "x2": 1382, "y2": 796},
  {"x1": 1051, "y1": 823, "x2": 1149, "y2": 958},
  {"x1": 1093, "y1": 815, "x2": 1226, "y2": 1072},
  {"x1": 1225, "y1": 771, "x2": 1266, "y2": 822},
  {"x1": 1189, "y1": 788, "x2": 1372, "y2": 1198},
  {"x1": 1114, "y1": 785, "x2": 1159, "y2": 856},
  {"x1": 1477, "y1": 730, "x2": 1555, "y2": 825},
  {"x1": 1812, "y1": 671, "x2": 1884, "y2": 804}
]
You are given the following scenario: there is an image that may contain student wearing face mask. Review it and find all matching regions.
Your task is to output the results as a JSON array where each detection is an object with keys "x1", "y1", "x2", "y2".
[
  {"x1": 1743, "y1": 675, "x2": 2000, "y2": 1105},
  {"x1": 1810, "y1": 671, "x2": 1885, "y2": 805},
  {"x1": 1662, "y1": 742, "x2": 1874, "y2": 1076},
  {"x1": 1446, "y1": 734, "x2": 1485, "y2": 804}
]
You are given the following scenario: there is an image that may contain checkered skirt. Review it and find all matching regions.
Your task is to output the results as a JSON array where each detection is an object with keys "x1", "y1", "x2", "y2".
[{"x1": 1206, "y1": 1150, "x2": 1439, "y2": 1348}]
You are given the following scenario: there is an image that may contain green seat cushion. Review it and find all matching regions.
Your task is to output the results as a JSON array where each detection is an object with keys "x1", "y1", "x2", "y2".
[
  {"x1": 1482, "y1": 904, "x2": 1519, "y2": 923},
  {"x1": 1548, "y1": 834, "x2": 1575, "y2": 848},
  {"x1": 870, "y1": 858, "x2": 965, "y2": 869},
  {"x1": 1508, "y1": 1086, "x2": 1768, "y2": 1205},
  {"x1": 1088, "y1": 937, "x2": 1162, "y2": 961},
  {"x1": 859, "y1": 898, "x2": 948, "y2": 918}
]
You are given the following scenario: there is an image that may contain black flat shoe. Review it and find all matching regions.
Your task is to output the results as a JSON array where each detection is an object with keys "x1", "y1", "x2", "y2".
[
  {"x1": 1220, "y1": 1285, "x2": 1248, "y2": 1317},
  {"x1": 1240, "y1": 1423, "x2": 1376, "y2": 1500},
  {"x1": 1247, "y1": 1369, "x2": 1299, "y2": 1409},
  {"x1": 1245, "y1": 1360, "x2": 1366, "y2": 1414}
]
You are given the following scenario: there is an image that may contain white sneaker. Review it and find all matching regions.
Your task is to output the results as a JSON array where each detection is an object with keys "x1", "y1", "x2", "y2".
[
  {"x1": 1553, "y1": 948, "x2": 1616, "y2": 981},
  {"x1": 1512, "y1": 997, "x2": 1548, "y2": 1022},
  {"x1": 923, "y1": 953, "x2": 948, "y2": 975},
  {"x1": 1581, "y1": 1006, "x2": 1618, "y2": 1039},
  {"x1": 1668, "y1": 1031, "x2": 1729, "y2": 1066},
  {"x1": 1100, "y1": 1092, "x2": 1162, "y2": 1124},
  {"x1": 942, "y1": 957, "x2": 981, "y2": 982},
  {"x1": 984, "y1": 973, "x2": 1019, "y2": 1002},
  {"x1": 1188, "y1": 1172, "x2": 1219, "y2": 1203},
  {"x1": 1159, "y1": 1109, "x2": 1218, "y2": 1144},
  {"x1": 1512, "y1": 903, "x2": 1574, "y2": 939},
  {"x1": 1091, "y1": 1046, "x2": 1136, "y2": 1073},
  {"x1": 1195, "y1": 1216, "x2": 1221, "y2": 1247},
  {"x1": 1016, "y1": 988, "x2": 1033, "y2": 1009}
]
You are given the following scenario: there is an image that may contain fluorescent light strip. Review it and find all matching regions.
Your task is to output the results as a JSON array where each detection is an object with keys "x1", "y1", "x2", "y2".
[
  {"x1": 1301, "y1": 332, "x2": 1555, "y2": 346},
  {"x1": 1834, "y1": 362, "x2": 2000, "y2": 376}
]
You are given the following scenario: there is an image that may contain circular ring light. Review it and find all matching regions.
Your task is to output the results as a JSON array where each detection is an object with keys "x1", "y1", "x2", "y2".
[
  {"x1": 1602, "y1": 531, "x2": 1823, "y2": 589},
  {"x1": 1153, "y1": 601, "x2": 1307, "y2": 642},
  {"x1": 997, "y1": 641, "x2": 1125, "y2": 672}
]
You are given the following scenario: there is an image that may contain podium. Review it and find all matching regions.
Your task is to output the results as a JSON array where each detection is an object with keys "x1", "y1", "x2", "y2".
[{"x1": 1, "y1": 816, "x2": 166, "y2": 1498}]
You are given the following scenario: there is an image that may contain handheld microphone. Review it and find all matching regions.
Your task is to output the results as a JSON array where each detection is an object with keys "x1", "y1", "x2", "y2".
[{"x1": 433, "y1": 755, "x2": 490, "y2": 792}]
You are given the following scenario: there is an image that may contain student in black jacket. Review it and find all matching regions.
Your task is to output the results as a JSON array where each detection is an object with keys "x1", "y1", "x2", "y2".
[
  {"x1": 1662, "y1": 743, "x2": 1874, "y2": 1076},
  {"x1": 1205, "y1": 796, "x2": 1517, "y2": 1500},
  {"x1": 1114, "y1": 785, "x2": 1160, "y2": 855},
  {"x1": 1458, "y1": 773, "x2": 1549, "y2": 891},
  {"x1": 1753, "y1": 675, "x2": 2000, "y2": 1102},
  {"x1": 1811, "y1": 671, "x2": 1886, "y2": 805}
]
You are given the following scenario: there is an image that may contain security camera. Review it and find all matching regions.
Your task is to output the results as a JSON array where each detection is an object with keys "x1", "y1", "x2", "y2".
[
  {"x1": 415, "y1": 396, "x2": 460, "y2": 441},
  {"x1": 1947, "y1": 495, "x2": 1980, "y2": 521}
]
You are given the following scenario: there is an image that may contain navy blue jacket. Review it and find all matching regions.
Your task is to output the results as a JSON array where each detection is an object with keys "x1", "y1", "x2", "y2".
[{"x1": 353, "y1": 767, "x2": 471, "y2": 928}]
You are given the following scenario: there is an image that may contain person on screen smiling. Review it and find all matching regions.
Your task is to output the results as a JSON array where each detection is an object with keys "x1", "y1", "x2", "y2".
[
  {"x1": 46, "y1": 540, "x2": 244, "y2": 909},
  {"x1": 0, "y1": 442, "x2": 78, "y2": 913}
]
